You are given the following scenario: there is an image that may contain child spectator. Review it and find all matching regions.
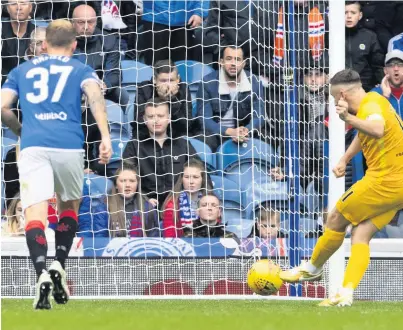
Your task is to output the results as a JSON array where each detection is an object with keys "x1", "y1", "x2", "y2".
[
  {"x1": 252, "y1": 207, "x2": 285, "y2": 239},
  {"x1": 345, "y1": 1, "x2": 384, "y2": 91},
  {"x1": 78, "y1": 163, "x2": 160, "y2": 238},
  {"x1": 188, "y1": 193, "x2": 236, "y2": 238},
  {"x1": 162, "y1": 158, "x2": 213, "y2": 238}
]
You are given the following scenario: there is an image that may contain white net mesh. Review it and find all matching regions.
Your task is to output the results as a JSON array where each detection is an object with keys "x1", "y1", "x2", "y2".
[{"x1": 1, "y1": 0, "x2": 402, "y2": 300}]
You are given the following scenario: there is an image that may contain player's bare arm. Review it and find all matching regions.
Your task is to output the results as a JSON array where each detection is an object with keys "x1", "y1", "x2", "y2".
[
  {"x1": 336, "y1": 98, "x2": 385, "y2": 139},
  {"x1": 82, "y1": 81, "x2": 112, "y2": 164},
  {"x1": 1, "y1": 89, "x2": 21, "y2": 137},
  {"x1": 345, "y1": 115, "x2": 385, "y2": 139}
]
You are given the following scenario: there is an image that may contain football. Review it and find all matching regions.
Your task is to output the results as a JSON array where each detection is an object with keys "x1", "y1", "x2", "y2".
[{"x1": 247, "y1": 259, "x2": 283, "y2": 296}]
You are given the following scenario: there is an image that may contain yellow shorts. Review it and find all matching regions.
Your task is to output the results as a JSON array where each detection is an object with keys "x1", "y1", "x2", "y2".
[{"x1": 336, "y1": 176, "x2": 403, "y2": 229}]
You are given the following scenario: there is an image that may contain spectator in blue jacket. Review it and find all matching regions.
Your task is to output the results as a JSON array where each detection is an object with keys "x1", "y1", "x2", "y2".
[
  {"x1": 388, "y1": 32, "x2": 403, "y2": 54},
  {"x1": 78, "y1": 163, "x2": 160, "y2": 238},
  {"x1": 372, "y1": 50, "x2": 403, "y2": 118},
  {"x1": 196, "y1": 45, "x2": 264, "y2": 151},
  {"x1": 139, "y1": 0, "x2": 203, "y2": 65}
]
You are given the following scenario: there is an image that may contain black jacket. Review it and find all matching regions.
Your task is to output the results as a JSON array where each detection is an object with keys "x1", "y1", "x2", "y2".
[
  {"x1": 345, "y1": 26, "x2": 384, "y2": 92},
  {"x1": 203, "y1": 1, "x2": 257, "y2": 54},
  {"x1": 345, "y1": 128, "x2": 356, "y2": 191},
  {"x1": 361, "y1": 1, "x2": 403, "y2": 52},
  {"x1": 81, "y1": 108, "x2": 104, "y2": 175},
  {"x1": 184, "y1": 220, "x2": 237, "y2": 239},
  {"x1": 1, "y1": 21, "x2": 35, "y2": 85},
  {"x1": 132, "y1": 80, "x2": 197, "y2": 140},
  {"x1": 74, "y1": 27, "x2": 120, "y2": 89},
  {"x1": 122, "y1": 137, "x2": 197, "y2": 205},
  {"x1": 3, "y1": 147, "x2": 19, "y2": 206}
]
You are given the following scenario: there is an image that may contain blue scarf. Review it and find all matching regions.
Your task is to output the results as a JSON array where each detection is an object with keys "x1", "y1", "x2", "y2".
[{"x1": 178, "y1": 192, "x2": 200, "y2": 228}]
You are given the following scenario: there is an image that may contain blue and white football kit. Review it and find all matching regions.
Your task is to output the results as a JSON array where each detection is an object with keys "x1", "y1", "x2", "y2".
[{"x1": 2, "y1": 55, "x2": 99, "y2": 208}]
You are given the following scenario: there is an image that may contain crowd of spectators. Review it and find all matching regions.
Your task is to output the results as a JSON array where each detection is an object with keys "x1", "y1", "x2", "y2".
[{"x1": 1, "y1": 0, "x2": 403, "y2": 240}]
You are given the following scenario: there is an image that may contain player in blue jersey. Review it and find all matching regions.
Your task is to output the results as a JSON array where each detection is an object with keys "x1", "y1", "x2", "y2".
[{"x1": 1, "y1": 19, "x2": 112, "y2": 309}]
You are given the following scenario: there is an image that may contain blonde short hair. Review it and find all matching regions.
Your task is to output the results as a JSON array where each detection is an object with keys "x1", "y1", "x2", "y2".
[{"x1": 46, "y1": 19, "x2": 76, "y2": 48}]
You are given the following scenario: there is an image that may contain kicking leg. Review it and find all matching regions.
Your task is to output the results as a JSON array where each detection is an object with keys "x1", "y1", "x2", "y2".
[
  {"x1": 48, "y1": 197, "x2": 80, "y2": 304},
  {"x1": 280, "y1": 207, "x2": 350, "y2": 283},
  {"x1": 319, "y1": 210, "x2": 396, "y2": 307},
  {"x1": 25, "y1": 201, "x2": 53, "y2": 310}
]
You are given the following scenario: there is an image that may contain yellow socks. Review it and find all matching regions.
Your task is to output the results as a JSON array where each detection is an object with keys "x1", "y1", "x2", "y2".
[
  {"x1": 343, "y1": 243, "x2": 370, "y2": 289},
  {"x1": 310, "y1": 229, "x2": 346, "y2": 269}
]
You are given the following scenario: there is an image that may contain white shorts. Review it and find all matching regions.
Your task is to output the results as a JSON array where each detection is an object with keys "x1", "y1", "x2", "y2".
[{"x1": 18, "y1": 147, "x2": 84, "y2": 209}]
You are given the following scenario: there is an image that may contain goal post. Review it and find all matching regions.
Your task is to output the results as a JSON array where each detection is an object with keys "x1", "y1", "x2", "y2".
[{"x1": 327, "y1": 0, "x2": 346, "y2": 298}]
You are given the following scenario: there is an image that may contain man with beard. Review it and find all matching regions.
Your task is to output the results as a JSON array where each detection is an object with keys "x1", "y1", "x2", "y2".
[
  {"x1": 372, "y1": 50, "x2": 403, "y2": 118},
  {"x1": 196, "y1": 46, "x2": 264, "y2": 151}
]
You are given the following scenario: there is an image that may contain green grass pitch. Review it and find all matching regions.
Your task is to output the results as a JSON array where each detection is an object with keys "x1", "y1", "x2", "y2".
[{"x1": 2, "y1": 299, "x2": 403, "y2": 330}]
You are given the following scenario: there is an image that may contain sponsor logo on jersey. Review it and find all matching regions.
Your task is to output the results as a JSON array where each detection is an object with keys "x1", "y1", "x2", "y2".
[{"x1": 35, "y1": 112, "x2": 67, "y2": 121}]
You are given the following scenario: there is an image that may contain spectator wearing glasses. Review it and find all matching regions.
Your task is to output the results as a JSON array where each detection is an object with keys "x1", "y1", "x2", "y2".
[
  {"x1": 24, "y1": 27, "x2": 46, "y2": 60},
  {"x1": 72, "y1": 4, "x2": 129, "y2": 109},
  {"x1": 372, "y1": 50, "x2": 403, "y2": 118}
]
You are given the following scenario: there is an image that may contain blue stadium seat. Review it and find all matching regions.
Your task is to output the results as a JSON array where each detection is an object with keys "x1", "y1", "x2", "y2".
[
  {"x1": 107, "y1": 137, "x2": 129, "y2": 173},
  {"x1": 1, "y1": 137, "x2": 17, "y2": 161},
  {"x1": 216, "y1": 139, "x2": 277, "y2": 189},
  {"x1": 244, "y1": 176, "x2": 289, "y2": 218},
  {"x1": 83, "y1": 174, "x2": 113, "y2": 198},
  {"x1": 1, "y1": 181, "x2": 5, "y2": 216},
  {"x1": 33, "y1": 20, "x2": 49, "y2": 28},
  {"x1": 121, "y1": 60, "x2": 153, "y2": 91},
  {"x1": 175, "y1": 60, "x2": 215, "y2": 93},
  {"x1": 2, "y1": 127, "x2": 18, "y2": 141},
  {"x1": 192, "y1": 98, "x2": 197, "y2": 117},
  {"x1": 210, "y1": 175, "x2": 244, "y2": 221},
  {"x1": 225, "y1": 218, "x2": 254, "y2": 239},
  {"x1": 281, "y1": 215, "x2": 317, "y2": 234},
  {"x1": 186, "y1": 137, "x2": 216, "y2": 171},
  {"x1": 217, "y1": 139, "x2": 277, "y2": 172},
  {"x1": 106, "y1": 100, "x2": 130, "y2": 138}
]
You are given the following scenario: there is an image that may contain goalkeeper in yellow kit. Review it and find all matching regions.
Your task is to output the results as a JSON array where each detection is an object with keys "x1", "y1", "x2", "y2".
[{"x1": 280, "y1": 69, "x2": 403, "y2": 306}]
